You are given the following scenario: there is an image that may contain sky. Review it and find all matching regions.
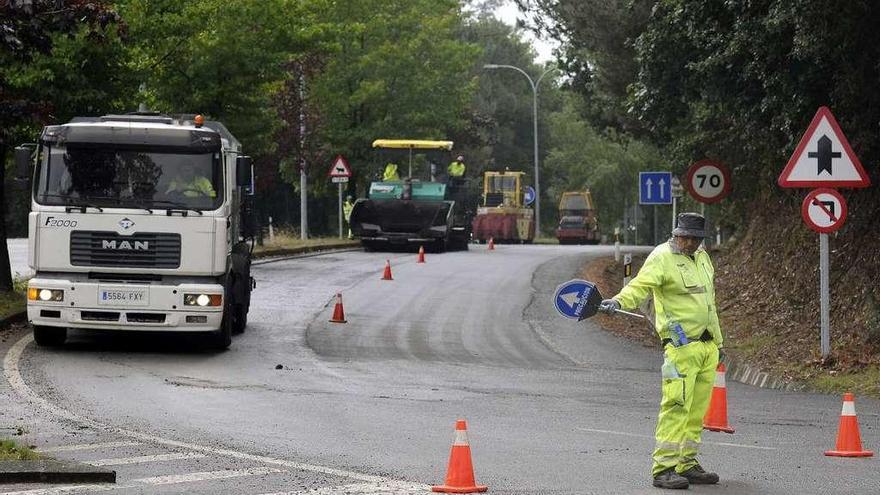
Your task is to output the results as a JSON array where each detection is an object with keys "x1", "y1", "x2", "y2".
[{"x1": 492, "y1": 1, "x2": 557, "y2": 63}]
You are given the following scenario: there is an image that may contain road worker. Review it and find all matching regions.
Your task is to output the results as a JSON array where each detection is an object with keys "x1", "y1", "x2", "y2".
[
  {"x1": 383, "y1": 163, "x2": 400, "y2": 181},
  {"x1": 447, "y1": 155, "x2": 466, "y2": 178},
  {"x1": 343, "y1": 194, "x2": 354, "y2": 239},
  {"x1": 600, "y1": 212, "x2": 723, "y2": 490}
]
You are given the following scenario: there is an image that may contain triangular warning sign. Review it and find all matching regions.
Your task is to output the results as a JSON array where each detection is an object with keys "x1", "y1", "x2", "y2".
[
  {"x1": 778, "y1": 107, "x2": 871, "y2": 188},
  {"x1": 328, "y1": 155, "x2": 352, "y2": 178}
]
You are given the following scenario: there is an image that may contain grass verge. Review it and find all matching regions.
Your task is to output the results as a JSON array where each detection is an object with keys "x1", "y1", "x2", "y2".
[
  {"x1": 0, "y1": 439, "x2": 40, "y2": 461},
  {"x1": 0, "y1": 282, "x2": 26, "y2": 320}
]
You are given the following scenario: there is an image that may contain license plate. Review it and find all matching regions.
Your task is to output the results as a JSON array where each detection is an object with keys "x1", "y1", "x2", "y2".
[{"x1": 98, "y1": 287, "x2": 149, "y2": 306}]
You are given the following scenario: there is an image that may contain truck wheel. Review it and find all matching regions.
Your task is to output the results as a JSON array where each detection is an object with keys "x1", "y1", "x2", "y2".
[
  {"x1": 232, "y1": 303, "x2": 247, "y2": 335},
  {"x1": 209, "y1": 298, "x2": 233, "y2": 350},
  {"x1": 33, "y1": 326, "x2": 66, "y2": 347}
]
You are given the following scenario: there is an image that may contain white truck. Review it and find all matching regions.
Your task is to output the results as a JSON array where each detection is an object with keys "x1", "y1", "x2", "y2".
[{"x1": 15, "y1": 112, "x2": 255, "y2": 349}]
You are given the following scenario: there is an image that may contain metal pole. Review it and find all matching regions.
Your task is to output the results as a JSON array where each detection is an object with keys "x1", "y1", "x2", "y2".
[
  {"x1": 634, "y1": 204, "x2": 639, "y2": 245},
  {"x1": 482, "y1": 64, "x2": 557, "y2": 240},
  {"x1": 531, "y1": 85, "x2": 540, "y2": 238},
  {"x1": 653, "y1": 205, "x2": 658, "y2": 245},
  {"x1": 299, "y1": 72, "x2": 308, "y2": 240},
  {"x1": 820, "y1": 233, "x2": 831, "y2": 360},
  {"x1": 338, "y1": 183, "x2": 343, "y2": 239},
  {"x1": 672, "y1": 196, "x2": 677, "y2": 232}
]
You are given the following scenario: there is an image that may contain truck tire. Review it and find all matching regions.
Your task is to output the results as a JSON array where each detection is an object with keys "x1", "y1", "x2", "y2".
[
  {"x1": 209, "y1": 297, "x2": 233, "y2": 350},
  {"x1": 232, "y1": 303, "x2": 247, "y2": 335},
  {"x1": 33, "y1": 326, "x2": 66, "y2": 347}
]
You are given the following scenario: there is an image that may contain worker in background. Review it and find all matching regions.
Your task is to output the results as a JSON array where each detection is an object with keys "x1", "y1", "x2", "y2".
[
  {"x1": 599, "y1": 212, "x2": 723, "y2": 490},
  {"x1": 383, "y1": 162, "x2": 400, "y2": 181},
  {"x1": 448, "y1": 155, "x2": 466, "y2": 178},
  {"x1": 342, "y1": 194, "x2": 354, "y2": 239}
]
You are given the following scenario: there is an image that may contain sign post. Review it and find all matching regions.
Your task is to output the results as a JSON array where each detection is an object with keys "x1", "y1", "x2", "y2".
[
  {"x1": 328, "y1": 155, "x2": 353, "y2": 239},
  {"x1": 779, "y1": 107, "x2": 870, "y2": 361}
]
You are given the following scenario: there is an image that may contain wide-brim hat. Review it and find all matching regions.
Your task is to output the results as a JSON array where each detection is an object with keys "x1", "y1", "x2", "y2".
[{"x1": 672, "y1": 212, "x2": 706, "y2": 238}]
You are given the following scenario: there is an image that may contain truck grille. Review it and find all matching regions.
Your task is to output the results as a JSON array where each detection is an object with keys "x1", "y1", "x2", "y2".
[{"x1": 70, "y1": 231, "x2": 181, "y2": 269}]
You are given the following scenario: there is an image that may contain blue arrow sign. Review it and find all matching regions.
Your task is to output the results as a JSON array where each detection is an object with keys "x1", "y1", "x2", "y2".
[
  {"x1": 639, "y1": 171, "x2": 673, "y2": 205},
  {"x1": 524, "y1": 186, "x2": 536, "y2": 206},
  {"x1": 553, "y1": 279, "x2": 599, "y2": 320}
]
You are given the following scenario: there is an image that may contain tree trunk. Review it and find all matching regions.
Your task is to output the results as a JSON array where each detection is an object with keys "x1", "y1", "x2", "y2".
[{"x1": 0, "y1": 143, "x2": 15, "y2": 291}]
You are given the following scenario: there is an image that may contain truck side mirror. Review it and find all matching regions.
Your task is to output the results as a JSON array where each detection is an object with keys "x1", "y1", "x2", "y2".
[
  {"x1": 14, "y1": 146, "x2": 33, "y2": 186},
  {"x1": 236, "y1": 155, "x2": 252, "y2": 189}
]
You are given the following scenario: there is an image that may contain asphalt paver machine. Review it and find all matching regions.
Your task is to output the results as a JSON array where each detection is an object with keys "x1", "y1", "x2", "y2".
[{"x1": 348, "y1": 139, "x2": 474, "y2": 252}]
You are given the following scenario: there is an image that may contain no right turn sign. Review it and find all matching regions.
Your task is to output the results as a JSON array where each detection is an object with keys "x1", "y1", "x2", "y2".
[{"x1": 801, "y1": 188, "x2": 847, "y2": 233}]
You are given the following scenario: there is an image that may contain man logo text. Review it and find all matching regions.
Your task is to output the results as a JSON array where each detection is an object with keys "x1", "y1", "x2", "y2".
[{"x1": 101, "y1": 240, "x2": 149, "y2": 250}]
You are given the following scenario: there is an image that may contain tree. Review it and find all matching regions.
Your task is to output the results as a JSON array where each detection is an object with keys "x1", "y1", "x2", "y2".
[
  {"x1": 303, "y1": 0, "x2": 480, "y2": 187},
  {"x1": 0, "y1": 0, "x2": 121, "y2": 291}
]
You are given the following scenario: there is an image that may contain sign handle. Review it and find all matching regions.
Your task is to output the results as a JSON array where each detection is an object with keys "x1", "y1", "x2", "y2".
[{"x1": 820, "y1": 233, "x2": 830, "y2": 360}]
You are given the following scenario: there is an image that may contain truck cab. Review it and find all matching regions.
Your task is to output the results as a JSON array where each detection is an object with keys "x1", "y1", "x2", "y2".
[{"x1": 18, "y1": 113, "x2": 254, "y2": 348}]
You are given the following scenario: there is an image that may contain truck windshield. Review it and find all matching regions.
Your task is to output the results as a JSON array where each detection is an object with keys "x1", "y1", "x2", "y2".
[{"x1": 34, "y1": 145, "x2": 223, "y2": 210}]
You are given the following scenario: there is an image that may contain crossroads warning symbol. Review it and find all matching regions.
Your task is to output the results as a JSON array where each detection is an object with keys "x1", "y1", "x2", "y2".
[{"x1": 778, "y1": 107, "x2": 871, "y2": 188}]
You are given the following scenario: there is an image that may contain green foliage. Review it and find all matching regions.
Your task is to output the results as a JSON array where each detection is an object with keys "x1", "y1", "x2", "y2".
[
  {"x1": 543, "y1": 93, "x2": 665, "y2": 234},
  {"x1": 300, "y1": 0, "x2": 480, "y2": 185},
  {"x1": 117, "y1": 0, "x2": 331, "y2": 154}
]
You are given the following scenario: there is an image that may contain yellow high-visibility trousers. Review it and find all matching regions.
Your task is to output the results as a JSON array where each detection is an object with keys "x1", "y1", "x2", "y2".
[{"x1": 652, "y1": 340, "x2": 719, "y2": 476}]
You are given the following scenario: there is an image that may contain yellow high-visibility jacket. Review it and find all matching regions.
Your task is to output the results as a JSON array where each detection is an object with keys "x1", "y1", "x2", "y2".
[
  {"x1": 447, "y1": 161, "x2": 465, "y2": 177},
  {"x1": 613, "y1": 240, "x2": 723, "y2": 347},
  {"x1": 166, "y1": 176, "x2": 216, "y2": 198},
  {"x1": 383, "y1": 163, "x2": 400, "y2": 181},
  {"x1": 342, "y1": 200, "x2": 354, "y2": 223}
]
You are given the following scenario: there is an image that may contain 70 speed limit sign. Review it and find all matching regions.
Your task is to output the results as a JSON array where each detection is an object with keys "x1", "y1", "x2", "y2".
[{"x1": 685, "y1": 159, "x2": 731, "y2": 204}]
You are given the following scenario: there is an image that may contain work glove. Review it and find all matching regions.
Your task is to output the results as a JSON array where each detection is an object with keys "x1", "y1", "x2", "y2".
[
  {"x1": 599, "y1": 299, "x2": 620, "y2": 314},
  {"x1": 718, "y1": 347, "x2": 726, "y2": 364}
]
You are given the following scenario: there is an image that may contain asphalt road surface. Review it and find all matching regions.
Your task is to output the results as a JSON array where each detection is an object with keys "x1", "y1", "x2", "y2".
[{"x1": 2, "y1": 245, "x2": 878, "y2": 494}]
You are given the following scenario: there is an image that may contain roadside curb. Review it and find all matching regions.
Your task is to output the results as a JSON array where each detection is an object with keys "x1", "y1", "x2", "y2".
[
  {"x1": 0, "y1": 460, "x2": 116, "y2": 484},
  {"x1": 252, "y1": 243, "x2": 360, "y2": 264},
  {"x1": 723, "y1": 357, "x2": 807, "y2": 392}
]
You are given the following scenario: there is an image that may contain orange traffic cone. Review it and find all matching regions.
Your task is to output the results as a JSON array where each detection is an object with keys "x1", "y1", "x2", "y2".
[
  {"x1": 381, "y1": 259, "x2": 394, "y2": 280},
  {"x1": 329, "y1": 293, "x2": 346, "y2": 324},
  {"x1": 432, "y1": 420, "x2": 487, "y2": 493},
  {"x1": 825, "y1": 392, "x2": 873, "y2": 457},
  {"x1": 703, "y1": 362, "x2": 735, "y2": 433},
  {"x1": 487, "y1": 238, "x2": 495, "y2": 251},
  {"x1": 418, "y1": 246, "x2": 426, "y2": 263}
]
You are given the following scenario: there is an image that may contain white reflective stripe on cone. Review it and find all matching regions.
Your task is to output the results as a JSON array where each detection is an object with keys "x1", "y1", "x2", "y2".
[
  {"x1": 841, "y1": 401, "x2": 856, "y2": 416},
  {"x1": 453, "y1": 429, "x2": 469, "y2": 446},
  {"x1": 714, "y1": 370, "x2": 726, "y2": 388}
]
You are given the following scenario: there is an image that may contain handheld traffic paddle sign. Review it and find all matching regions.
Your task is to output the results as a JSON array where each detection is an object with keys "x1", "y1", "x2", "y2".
[{"x1": 553, "y1": 279, "x2": 603, "y2": 321}]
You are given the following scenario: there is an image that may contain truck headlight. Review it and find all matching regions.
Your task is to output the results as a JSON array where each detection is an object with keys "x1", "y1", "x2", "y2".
[
  {"x1": 183, "y1": 293, "x2": 222, "y2": 307},
  {"x1": 28, "y1": 288, "x2": 64, "y2": 302}
]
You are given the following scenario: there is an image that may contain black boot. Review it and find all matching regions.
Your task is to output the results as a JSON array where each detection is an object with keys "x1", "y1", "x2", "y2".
[
  {"x1": 679, "y1": 464, "x2": 719, "y2": 484},
  {"x1": 653, "y1": 468, "x2": 689, "y2": 489}
]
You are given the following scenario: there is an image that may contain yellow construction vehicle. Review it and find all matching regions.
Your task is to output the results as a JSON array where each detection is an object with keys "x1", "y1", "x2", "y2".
[{"x1": 471, "y1": 170, "x2": 535, "y2": 243}]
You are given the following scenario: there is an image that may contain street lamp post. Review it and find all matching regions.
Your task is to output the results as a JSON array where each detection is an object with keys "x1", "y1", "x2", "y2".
[{"x1": 483, "y1": 64, "x2": 557, "y2": 237}]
